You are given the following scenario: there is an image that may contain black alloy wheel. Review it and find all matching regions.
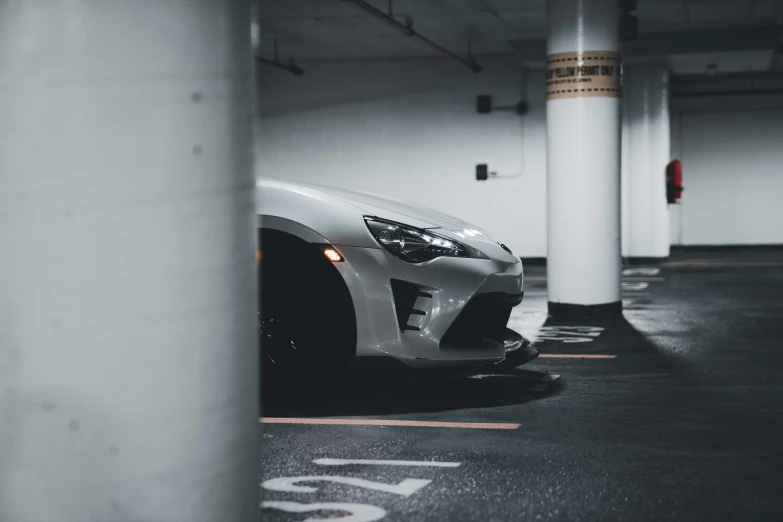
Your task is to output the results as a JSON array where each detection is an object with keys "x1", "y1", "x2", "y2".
[{"x1": 259, "y1": 230, "x2": 354, "y2": 393}]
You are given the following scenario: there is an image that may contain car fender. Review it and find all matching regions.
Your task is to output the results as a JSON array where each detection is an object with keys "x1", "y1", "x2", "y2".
[
  {"x1": 256, "y1": 180, "x2": 380, "y2": 248},
  {"x1": 258, "y1": 215, "x2": 330, "y2": 245}
]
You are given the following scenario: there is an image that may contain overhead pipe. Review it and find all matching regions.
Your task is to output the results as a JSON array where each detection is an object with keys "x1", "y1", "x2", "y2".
[
  {"x1": 255, "y1": 40, "x2": 305, "y2": 76},
  {"x1": 343, "y1": 0, "x2": 483, "y2": 73},
  {"x1": 672, "y1": 88, "x2": 783, "y2": 98},
  {"x1": 255, "y1": 56, "x2": 305, "y2": 76}
]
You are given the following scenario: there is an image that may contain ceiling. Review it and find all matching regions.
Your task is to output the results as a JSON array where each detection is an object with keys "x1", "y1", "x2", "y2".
[
  {"x1": 257, "y1": 0, "x2": 546, "y2": 59},
  {"x1": 257, "y1": 0, "x2": 783, "y2": 73}
]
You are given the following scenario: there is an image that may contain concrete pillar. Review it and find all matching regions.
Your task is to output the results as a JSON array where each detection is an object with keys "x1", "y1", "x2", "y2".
[
  {"x1": 0, "y1": 1, "x2": 258, "y2": 521},
  {"x1": 622, "y1": 67, "x2": 671, "y2": 259},
  {"x1": 546, "y1": 0, "x2": 622, "y2": 319}
]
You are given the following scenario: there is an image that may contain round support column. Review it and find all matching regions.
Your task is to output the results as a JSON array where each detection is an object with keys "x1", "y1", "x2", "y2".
[
  {"x1": 0, "y1": 1, "x2": 258, "y2": 521},
  {"x1": 546, "y1": 0, "x2": 623, "y2": 319},
  {"x1": 621, "y1": 67, "x2": 671, "y2": 260}
]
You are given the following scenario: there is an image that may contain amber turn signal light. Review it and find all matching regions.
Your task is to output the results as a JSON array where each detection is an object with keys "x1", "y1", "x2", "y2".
[{"x1": 323, "y1": 248, "x2": 343, "y2": 262}]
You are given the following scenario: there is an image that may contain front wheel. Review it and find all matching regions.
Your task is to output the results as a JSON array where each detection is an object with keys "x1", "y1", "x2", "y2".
[{"x1": 259, "y1": 230, "x2": 354, "y2": 394}]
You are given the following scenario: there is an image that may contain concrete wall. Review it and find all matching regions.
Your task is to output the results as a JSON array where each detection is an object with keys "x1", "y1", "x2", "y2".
[
  {"x1": 257, "y1": 56, "x2": 549, "y2": 257},
  {"x1": 670, "y1": 93, "x2": 783, "y2": 245},
  {"x1": 258, "y1": 57, "x2": 783, "y2": 255}
]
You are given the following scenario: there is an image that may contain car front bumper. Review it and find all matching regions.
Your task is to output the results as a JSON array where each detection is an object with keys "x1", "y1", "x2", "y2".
[{"x1": 333, "y1": 245, "x2": 525, "y2": 368}]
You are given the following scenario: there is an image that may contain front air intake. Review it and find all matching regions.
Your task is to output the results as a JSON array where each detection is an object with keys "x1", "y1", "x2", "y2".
[
  {"x1": 390, "y1": 279, "x2": 432, "y2": 332},
  {"x1": 439, "y1": 292, "x2": 523, "y2": 348}
]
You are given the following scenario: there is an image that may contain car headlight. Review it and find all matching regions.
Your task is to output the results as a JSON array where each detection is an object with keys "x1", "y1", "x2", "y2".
[{"x1": 365, "y1": 217, "x2": 488, "y2": 263}]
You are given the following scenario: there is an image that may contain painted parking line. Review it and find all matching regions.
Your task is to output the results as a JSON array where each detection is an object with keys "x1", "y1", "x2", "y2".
[
  {"x1": 525, "y1": 292, "x2": 651, "y2": 298},
  {"x1": 664, "y1": 261, "x2": 783, "y2": 267},
  {"x1": 622, "y1": 268, "x2": 660, "y2": 276},
  {"x1": 525, "y1": 276, "x2": 664, "y2": 282},
  {"x1": 314, "y1": 458, "x2": 461, "y2": 468},
  {"x1": 539, "y1": 354, "x2": 617, "y2": 359},
  {"x1": 260, "y1": 418, "x2": 520, "y2": 430}
]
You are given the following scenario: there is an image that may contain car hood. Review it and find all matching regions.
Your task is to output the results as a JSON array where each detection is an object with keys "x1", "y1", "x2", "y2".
[
  {"x1": 274, "y1": 180, "x2": 517, "y2": 262},
  {"x1": 309, "y1": 184, "x2": 477, "y2": 230}
]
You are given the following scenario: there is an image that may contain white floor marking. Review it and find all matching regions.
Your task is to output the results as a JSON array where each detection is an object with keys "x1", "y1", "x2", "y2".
[
  {"x1": 262, "y1": 476, "x2": 432, "y2": 497},
  {"x1": 533, "y1": 326, "x2": 605, "y2": 344},
  {"x1": 261, "y1": 417, "x2": 519, "y2": 429},
  {"x1": 526, "y1": 291, "x2": 651, "y2": 298},
  {"x1": 262, "y1": 500, "x2": 386, "y2": 522},
  {"x1": 526, "y1": 274, "x2": 662, "y2": 281},
  {"x1": 469, "y1": 373, "x2": 561, "y2": 380},
  {"x1": 622, "y1": 281, "x2": 649, "y2": 291},
  {"x1": 314, "y1": 458, "x2": 460, "y2": 468},
  {"x1": 539, "y1": 354, "x2": 616, "y2": 359},
  {"x1": 533, "y1": 337, "x2": 593, "y2": 343},
  {"x1": 622, "y1": 267, "x2": 661, "y2": 276}
]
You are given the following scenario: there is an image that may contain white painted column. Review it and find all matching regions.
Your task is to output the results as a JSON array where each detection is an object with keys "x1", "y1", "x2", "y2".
[
  {"x1": 0, "y1": 2, "x2": 258, "y2": 521},
  {"x1": 546, "y1": 0, "x2": 622, "y2": 319},
  {"x1": 621, "y1": 67, "x2": 671, "y2": 259}
]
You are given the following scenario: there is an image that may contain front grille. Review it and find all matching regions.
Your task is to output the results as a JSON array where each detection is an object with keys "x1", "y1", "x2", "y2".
[{"x1": 439, "y1": 292, "x2": 523, "y2": 348}]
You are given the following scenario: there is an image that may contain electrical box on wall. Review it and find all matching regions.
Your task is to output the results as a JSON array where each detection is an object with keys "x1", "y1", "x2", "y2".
[
  {"x1": 620, "y1": 13, "x2": 638, "y2": 42},
  {"x1": 620, "y1": 0, "x2": 639, "y2": 42},
  {"x1": 475, "y1": 91, "x2": 528, "y2": 181},
  {"x1": 475, "y1": 163, "x2": 521, "y2": 181},
  {"x1": 476, "y1": 95, "x2": 528, "y2": 116},
  {"x1": 476, "y1": 95, "x2": 492, "y2": 114}
]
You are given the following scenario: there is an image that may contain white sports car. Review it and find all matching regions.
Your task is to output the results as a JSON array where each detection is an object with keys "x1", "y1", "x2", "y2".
[{"x1": 256, "y1": 179, "x2": 537, "y2": 380}]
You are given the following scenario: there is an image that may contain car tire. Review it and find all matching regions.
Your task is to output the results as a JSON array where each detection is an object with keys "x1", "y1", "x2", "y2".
[{"x1": 259, "y1": 230, "x2": 354, "y2": 394}]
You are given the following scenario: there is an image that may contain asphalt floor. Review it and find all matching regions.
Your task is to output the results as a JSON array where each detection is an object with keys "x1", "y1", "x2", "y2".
[{"x1": 260, "y1": 248, "x2": 783, "y2": 521}]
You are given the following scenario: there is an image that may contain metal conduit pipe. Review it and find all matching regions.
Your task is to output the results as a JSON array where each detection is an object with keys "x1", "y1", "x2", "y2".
[
  {"x1": 255, "y1": 56, "x2": 305, "y2": 76},
  {"x1": 343, "y1": 0, "x2": 483, "y2": 73},
  {"x1": 256, "y1": 40, "x2": 305, "y2": 76},
  {"x1": 672, "y1": 88, "x2": 783, "y2": 98}
]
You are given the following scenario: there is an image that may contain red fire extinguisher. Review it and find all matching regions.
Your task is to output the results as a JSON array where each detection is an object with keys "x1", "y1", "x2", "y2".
[{"x1": 666, "y1": 159, "x2": 683, "y2": 204}]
